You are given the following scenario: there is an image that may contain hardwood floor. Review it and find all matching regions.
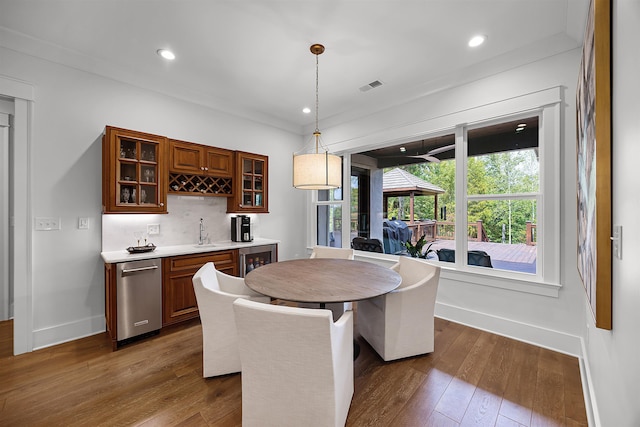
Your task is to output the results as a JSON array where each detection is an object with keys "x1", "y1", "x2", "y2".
[
  {"x1": 0, "y1": 319, "x2": 12, "y2": 358},
  {"x1": 0, "y1": 314, "x2": 587, "y2": 426}
]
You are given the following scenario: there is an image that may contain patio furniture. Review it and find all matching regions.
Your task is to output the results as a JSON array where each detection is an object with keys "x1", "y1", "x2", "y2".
[
  {"x1": 351, "y1": 237, "x2": 384, "y2": 253},
  {"x1": 233, "y1": 298, "x2": 354, "y2": 427},
  {"x1": 436, "y1": 248, "x2": 493, "y2": 267},
  {"x1": 357, "y1": 256, "x2": 440, "y2": 361},
  {"x1": 383, "y1": 219, "x2": 412, "y2": 254},
  {"x1": 191, "y1": 262, "x2": 270, "y2": 377}
]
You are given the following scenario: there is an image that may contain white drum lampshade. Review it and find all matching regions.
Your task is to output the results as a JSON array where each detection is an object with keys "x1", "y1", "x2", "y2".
[
  {"x1": 293, "y1": 151, "x2": 341, "y2": 190},
  {"x1": 292, "y1": 43, "x2": 341, "y2": 190}
]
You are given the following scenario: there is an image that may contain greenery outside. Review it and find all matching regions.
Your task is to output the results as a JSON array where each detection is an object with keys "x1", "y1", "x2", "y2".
[{"x1": 386, "y1": 148, "x2": 539, "y2": 245}]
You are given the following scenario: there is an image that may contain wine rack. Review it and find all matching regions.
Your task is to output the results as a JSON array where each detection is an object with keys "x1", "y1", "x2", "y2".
[{"x1": 169, "y1": 173, "x2": 232, "y2": 196}]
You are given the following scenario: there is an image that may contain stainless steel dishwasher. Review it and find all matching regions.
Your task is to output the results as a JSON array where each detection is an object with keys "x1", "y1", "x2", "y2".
[{"x1": 116, "y1": 258, "x2": 162, "y2": 342}]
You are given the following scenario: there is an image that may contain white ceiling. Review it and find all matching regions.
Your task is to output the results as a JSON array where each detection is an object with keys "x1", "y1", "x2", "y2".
[{"x1": 0, "y1": 0, "x2": 588, "y2": 134}]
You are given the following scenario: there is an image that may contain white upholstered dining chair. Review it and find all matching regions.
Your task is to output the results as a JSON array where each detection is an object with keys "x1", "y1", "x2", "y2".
[
  {"x1": 357, "y1": 256, "x2": 441, "y2": 361},
  {"x1": 310, "y1": 245, "x2": 355, "y2": 260},
  {"x1": 309, "y1": 245, "x2": 355, "y2": 320},
  {"x1": 192, "y1": 262, "x2": 270, "y2": 377},
  {"x1": 233, "y1": 298, "x2": 354, "y2": 427}
]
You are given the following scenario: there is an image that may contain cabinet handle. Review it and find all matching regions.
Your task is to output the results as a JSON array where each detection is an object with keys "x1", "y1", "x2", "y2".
[
  {"x1": 204, "y1": 167, "x2": 208, "y2": 171},
  {"x1": 160, "y1": 203, "x2": 164, "y2": 206},
  {"x1": 201, "y1": 167, "x2": 205, "y2": 170}
]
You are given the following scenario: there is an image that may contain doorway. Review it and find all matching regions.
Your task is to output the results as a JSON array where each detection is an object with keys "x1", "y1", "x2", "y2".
[
  {"x1": 0, "y1": 76, "x2": 34, "y2": 356},
  {"x1": 0, "y1": 110, "x2": 12, "y2": 356},
  {"x1": 350, "y1": 166, "x2": 370, "y2": 240}
]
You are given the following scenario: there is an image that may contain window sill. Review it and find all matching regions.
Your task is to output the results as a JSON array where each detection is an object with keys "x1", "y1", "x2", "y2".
[
  {"x1": 353, "y1": 251, "x2": 561, "y2": 298},
  {"x1": 438, "y1": 264, "x2": 561, "y2": 297}
]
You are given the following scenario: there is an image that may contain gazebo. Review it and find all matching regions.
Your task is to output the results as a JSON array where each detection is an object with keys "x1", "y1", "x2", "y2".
[{"x1": 382, "y1": 168, "x2": 445, "y2": 224}]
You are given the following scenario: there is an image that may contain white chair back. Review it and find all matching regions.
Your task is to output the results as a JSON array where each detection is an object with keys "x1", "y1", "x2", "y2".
[
  {"x1": 393, "y1": 256, "x2": 438, "y2": 289},
  {"x1": 310, "y1": 245, "x2": 354, "y2": 260},
  {"x1": 358, "y1": 256, "x2": 441, "y2": 361},
  {"x1": 233, "y1": 298, "x2": 354, "y2": 427},
  {"x1": 192, "y1": 262, "x2": 269, "y2": 377}
]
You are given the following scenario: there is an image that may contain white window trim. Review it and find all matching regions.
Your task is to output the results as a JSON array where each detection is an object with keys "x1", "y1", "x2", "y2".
[
  {"x1": 310, "y1": 154, "x2": 350, "y2": 249},
  {"x1": 455, "y1": 112, "x2": 543, "y2": 281},
  {"x1": 310, "y1": 87, "x2": 562, "y2": 297}
]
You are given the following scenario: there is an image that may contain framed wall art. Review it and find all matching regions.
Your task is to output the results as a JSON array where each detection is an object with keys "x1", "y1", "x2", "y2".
[{"x1": 576, "y1": 0, "x2": 612, "y2": 330}]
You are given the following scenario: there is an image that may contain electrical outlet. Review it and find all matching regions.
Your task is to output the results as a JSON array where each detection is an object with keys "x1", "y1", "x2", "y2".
[
  {"x1": 35, "y1": 217, "x2": 61, "y2": 231},
  {"x1": 147, "y1": 224, "x2": 160, "y2": 235},
  {"x1": 78, "y1": 217, "x2": 89, "y2": 229}
]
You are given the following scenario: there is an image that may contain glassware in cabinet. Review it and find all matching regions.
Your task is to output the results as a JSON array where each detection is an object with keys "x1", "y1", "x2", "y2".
[
  {"x1": 103, "y1": 126, "x2": 167, "y2": 214},
  {"x1": 228, "y1": 151, "x2": 268, "y2": 213}
]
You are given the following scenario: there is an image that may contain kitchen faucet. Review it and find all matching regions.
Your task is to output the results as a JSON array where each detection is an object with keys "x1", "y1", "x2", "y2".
[{"x1": 198, "y1": 218, "x2": 205, "y2": 245}]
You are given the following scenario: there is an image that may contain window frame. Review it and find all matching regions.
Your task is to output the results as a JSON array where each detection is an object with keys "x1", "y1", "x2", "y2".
[
  {"x1": 311, "y1": 154, "x2": 350, "y2": 249},
  {"x1": 455, "y1": 113, "x2": 542, "y2": 279},
  {"x1": 310, "y1": 88, "x2": 562, "y2": 296}
]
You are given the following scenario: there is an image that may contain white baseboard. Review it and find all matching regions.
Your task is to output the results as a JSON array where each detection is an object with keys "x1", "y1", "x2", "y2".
[
  {"x1": 32, "y1": 315, "x2": 105, "y2": 350},
  {"x1": 435, "y1": 302, "x2": 582, "y2": 357},
  {"x1": 579, "y1": 337, "x2": 601, "y2": 427}
]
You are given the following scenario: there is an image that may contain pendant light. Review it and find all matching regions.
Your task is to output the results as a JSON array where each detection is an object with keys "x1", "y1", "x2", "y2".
[{"x1": 292, "y1": 44, "x2": 341, "y2": 190}]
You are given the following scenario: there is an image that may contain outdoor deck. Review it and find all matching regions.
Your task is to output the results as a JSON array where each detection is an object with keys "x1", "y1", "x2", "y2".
[{"x1": 425, "y1": 239, "x2": 537, "y2": 274}]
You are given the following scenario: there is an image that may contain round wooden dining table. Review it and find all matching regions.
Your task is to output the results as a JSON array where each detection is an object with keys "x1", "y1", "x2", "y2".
[{"x1": 244, "y1": 258, "x2": 402, "y2": 306}]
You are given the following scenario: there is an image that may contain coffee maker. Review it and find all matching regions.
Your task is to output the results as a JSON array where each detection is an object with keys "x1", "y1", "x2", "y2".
[{"x1": 231, "y1": 215, "x2": 252, "y2": 242}]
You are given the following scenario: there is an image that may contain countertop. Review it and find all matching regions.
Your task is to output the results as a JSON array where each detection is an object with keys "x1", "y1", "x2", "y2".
[{"x1": 101, "y1": 238, "x2": 280, "y2": 263}]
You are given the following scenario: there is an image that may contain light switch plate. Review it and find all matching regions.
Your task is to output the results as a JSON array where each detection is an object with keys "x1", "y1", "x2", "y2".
[
  {"x1": 35, "y1": 217, "x2": 61, "y2": 231},
  {"x1": 612, "y1": 225, "x2": 622, "y2": 259},
  {"x1": 147, "y1": 224, "x2": 160, "y2": 235},
  {"x1": 78, "y1": 217, "x2": 89, "y2": 229}
]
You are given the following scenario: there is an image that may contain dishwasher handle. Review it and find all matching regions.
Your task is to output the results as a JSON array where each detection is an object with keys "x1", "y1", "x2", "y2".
[{"x1": 121, "y1": 265, "x2": 159, "y2": 274}]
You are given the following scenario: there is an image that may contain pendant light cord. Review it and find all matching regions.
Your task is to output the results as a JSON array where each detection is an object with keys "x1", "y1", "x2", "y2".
[
  {"x1": 314, "y1": 50, "x2": 320, "y2": 153},
  {"x1": 315, "y1": 52, "x2": 320, "y2": 134}
]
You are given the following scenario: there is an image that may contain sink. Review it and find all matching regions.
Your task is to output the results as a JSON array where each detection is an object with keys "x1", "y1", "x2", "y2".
[{"x1": 193, "y1": 243, "x2": 217, "y2": 248}]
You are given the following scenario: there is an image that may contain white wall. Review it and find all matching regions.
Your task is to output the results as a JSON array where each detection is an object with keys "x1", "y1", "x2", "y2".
[
  {"x1": 583, "y1": 2, "x2": 640, "y2": 425},
  {"x1": 0, "y1": 45, "x2": 308, "y2": 350}
]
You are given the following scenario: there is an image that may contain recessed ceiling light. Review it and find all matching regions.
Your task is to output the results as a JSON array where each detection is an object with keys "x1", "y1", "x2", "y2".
[
  {"x1": 157, "y1": 49, "x2": 175, "y2": 60},
  {"x1": 468, "y1": 35, "x2": 486, "y2": 48},
  {"x1": 518, "y1": 123, "x2": 527, "y2": 127},
  {"x1": 399, "y1": 147, "x2": 406, "y2": 152},
  {"x1": 302, "y1": 107, "x2": 311, "y2": 114}
]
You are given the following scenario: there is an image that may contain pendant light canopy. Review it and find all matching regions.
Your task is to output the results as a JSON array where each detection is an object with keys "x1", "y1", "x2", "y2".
[{"x1": 293, "y1": 44, "x2": 341, "y2": 190}]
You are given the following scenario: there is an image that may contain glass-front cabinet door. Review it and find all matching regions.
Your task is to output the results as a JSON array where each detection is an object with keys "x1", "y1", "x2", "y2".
[
  {"x1": 228, "y1": 151, "x2": 268, "y2": 213},
  {"x1": 103, "y1": 126, "x2": 167, "y2": 214}
]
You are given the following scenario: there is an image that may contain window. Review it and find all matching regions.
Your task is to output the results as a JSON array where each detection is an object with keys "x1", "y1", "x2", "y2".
[
  {"x1": 351, "y1": 117, "x2": 541, "y2": 276},
  {"x1": 463, "y1": 117, "x2": 539, "y2": 274},
  {"x1": 311, "y1": 87, "x2": 561, "y2": 288}
]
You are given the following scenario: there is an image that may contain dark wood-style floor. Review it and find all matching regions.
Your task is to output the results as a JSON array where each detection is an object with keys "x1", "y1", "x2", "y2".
[{"x1": 0, "y1": 312, "x2": 587, "y2": 427}]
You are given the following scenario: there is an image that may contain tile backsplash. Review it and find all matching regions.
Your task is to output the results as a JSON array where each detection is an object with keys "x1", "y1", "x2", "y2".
[{"x1": 101, "y1": 195, "x2": 260, "y2": 251}]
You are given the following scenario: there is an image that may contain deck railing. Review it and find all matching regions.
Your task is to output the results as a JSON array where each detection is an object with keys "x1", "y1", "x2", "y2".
[
  {"x1": 405, "y1": 220, "x2": 543, "y2": 245},
  {"x1": 526, "y1": 221, "x2": 537, "y2": 246},
  {"x1": 406, "y1": 220, "x2": 488, "y2": 244},
  {"x1": 340, "y1": 217, "x2": 536, "y2": 246}
]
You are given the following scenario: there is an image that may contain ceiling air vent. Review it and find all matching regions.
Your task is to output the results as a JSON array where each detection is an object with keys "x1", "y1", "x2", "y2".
[{"x1": 359, "y1": 80, "x2": 384, "y2": 92}]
